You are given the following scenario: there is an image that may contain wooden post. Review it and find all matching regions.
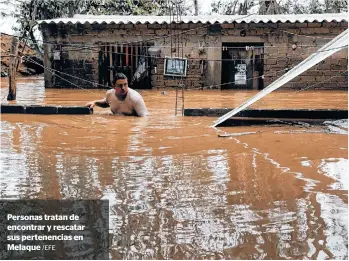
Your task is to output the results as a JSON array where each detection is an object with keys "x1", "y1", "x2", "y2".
[{"x1": 7, "y1": 37, "x2": 19, "y2": 101}]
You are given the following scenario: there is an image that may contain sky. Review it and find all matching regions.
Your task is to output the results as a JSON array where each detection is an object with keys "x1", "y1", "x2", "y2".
[
  {"x1": 0, "y1": 0, "x2": 17, "y2": 35},
  {"x1": 200, "y1": 0, "x2": 214, "y2": 14}
]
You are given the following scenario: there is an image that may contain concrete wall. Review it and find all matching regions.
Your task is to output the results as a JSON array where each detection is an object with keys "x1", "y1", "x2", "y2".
[{"x1": 40, "y1": 20, "x2": 348, "y2": 89}]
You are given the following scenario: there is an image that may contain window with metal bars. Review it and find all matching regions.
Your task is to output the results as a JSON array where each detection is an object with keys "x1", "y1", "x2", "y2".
[{"x1": 98, "y1": 42, "x2": 153, "y2": 89}]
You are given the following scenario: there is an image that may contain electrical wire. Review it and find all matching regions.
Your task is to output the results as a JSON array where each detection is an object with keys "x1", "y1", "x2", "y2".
[
  {"x1": 10, "y1": 27, "x2": 341, "y2": 50},
  {"x1": 23, "y1": 55, "x2": 109, "y2": 89},
  {"x1": 22, "y1": 53, "x2": 292, "y2": 92},
  {"x1": 3, "y1": 1, "x2": 347, "y2": 117},
  {"x1": 335, "y1": 94, "x2": 348, "y2": 109},
  {"x1": 23, "y1": 57, "x2": 104, "y2": 95},
  {"x1": 7, "y1": 44, "x2": 345, "y2": 63},
  {"x1": 188, "y1": 67, "x2": 292, "y2": 90},
  {"x1": 7, "y1": 43, "x2": 347, "y2": 94},
  {"x1": 294, "y1": 71, "x2": 348, "y2": 93},
  {"x1": 252, "y1": 70, "x2": 348, "y2": 107},
  {"x1": 4, "y1": 53, "x2": 347, "y2": 115},
  {"x1": 47, "y1": 44, "x2": 346, "y2": 52},
  {"x1": 3, "y1": 17, "x2": 347, "y2": 102},
  {"x1": 56, "y1": 44, "x2": 330, "y2": 49},
  {"x1": 278, "y1": 29, "x2": 335, "y2": 40}
]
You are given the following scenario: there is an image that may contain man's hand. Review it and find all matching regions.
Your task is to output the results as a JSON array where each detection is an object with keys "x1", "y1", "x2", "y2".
[
  {"x1": 86, "y1": 99, "x2": 109, "y2": 108},
  {"x1": 85, "y1": 101, "x2": 96, "y2": 108}
]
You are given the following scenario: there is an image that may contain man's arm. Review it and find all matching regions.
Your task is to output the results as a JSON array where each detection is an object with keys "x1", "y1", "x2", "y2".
[
  {"x1": 86, "y1": 98, "x2": 109, "y2": 108},
  {"x1": 95, "y1": 99, "x2": 110, "y2": 108},
  {"x1": 133, "y1": 97, "x2": 149, "y2": 117}
]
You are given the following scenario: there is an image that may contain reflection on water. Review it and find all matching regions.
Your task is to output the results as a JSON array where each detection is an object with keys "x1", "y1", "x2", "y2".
[
  {"x1": 318, "y1": 158, "x2": 348, "y2": 190},
  {"x1": 0, "y1": 78, "x2": 348, "y2": 259},
  {"x1": 1, "y1": 78, "x2": 45, "y2": 105},
  {"x1": 316, "y1": 193, "x2": 347, "y2": 260}
]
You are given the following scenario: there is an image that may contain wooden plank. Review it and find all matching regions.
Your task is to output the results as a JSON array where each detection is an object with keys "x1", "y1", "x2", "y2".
[
  {"x1": 1, "y1": 104, "x2": 25, "y2": 113},
  {"x1": 57, "y1": 106, "x2": 93, "y2": 114},
  {"x1": 1, "y1": 105, "x2": 93, "y2": 114},
  {"x1": 184, "y1": 108, "x2": 348, "y2": 119},
  {"x1": 26, "y1": 105, "x2": 58, "y2": 114}
]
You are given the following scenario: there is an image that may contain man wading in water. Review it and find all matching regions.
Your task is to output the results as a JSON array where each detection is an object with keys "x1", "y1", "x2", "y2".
[{"x1": 86, "y1": 73, "x2": 149, "y2": 116}]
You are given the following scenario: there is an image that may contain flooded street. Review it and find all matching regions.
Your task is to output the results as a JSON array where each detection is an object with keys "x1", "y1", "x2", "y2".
[{"x1": 1, "y1": 77, "x2": 348, "y2": 259}]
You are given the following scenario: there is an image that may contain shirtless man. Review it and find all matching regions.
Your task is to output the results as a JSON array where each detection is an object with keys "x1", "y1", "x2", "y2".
[{"x1": 86, "y1": 73, "x2": 149, "y2": 117}]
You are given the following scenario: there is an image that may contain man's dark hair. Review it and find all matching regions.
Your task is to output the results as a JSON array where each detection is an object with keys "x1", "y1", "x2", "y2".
[{"x1": 112, "y1": 73, "x2": 128, "y2": 85}]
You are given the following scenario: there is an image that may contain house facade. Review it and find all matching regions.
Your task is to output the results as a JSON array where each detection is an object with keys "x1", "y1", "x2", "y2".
[{"x1": 38, "y1": 13, "x2": 348, "y2": 90}]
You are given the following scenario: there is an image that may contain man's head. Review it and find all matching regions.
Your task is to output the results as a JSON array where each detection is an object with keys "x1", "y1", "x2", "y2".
[{"x1": 112, "y1": 73, "x2": 128, "y2": 97}]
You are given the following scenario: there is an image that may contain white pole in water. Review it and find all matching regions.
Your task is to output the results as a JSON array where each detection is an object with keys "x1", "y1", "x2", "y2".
[{"x1": 212, "y1": 29, "x2": 348, "y2": 127}]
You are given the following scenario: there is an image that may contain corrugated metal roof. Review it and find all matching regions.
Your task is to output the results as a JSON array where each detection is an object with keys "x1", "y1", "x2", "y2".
[{"x1": 38, "y1": 13, "x2": 348, "y2": 25}]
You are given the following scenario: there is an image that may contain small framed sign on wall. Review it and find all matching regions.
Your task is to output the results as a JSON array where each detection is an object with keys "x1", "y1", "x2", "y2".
[{"x1": 164, "y1": 57, "x2": 188, "y2": 77}]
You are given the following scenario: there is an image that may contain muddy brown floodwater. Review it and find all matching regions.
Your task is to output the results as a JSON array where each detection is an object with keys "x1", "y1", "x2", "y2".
[{"x1": 1, "y1": 77, "x2": 348, "y2": 259}]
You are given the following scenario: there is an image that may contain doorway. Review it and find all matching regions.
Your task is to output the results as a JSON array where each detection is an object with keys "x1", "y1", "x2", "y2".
[{"x1": 221, "y1": 42, "x2": 264, "y2": 90}]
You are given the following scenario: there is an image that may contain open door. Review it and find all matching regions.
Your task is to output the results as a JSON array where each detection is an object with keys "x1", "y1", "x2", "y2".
[{"x1": 221, "y1": 42, "x2": 264, "y2": 90}]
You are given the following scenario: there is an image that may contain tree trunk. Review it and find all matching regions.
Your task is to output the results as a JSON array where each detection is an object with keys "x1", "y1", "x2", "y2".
[
  {"x1": 68, "y1": 1, "x2": 74, "y2": 17},
  {"x1": 194, "y1": 0, "x2": 198, "y2": 15}
]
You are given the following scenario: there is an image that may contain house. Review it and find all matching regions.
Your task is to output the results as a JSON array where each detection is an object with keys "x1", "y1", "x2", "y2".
[{"x1": 38, "y1": 13, "x2": 348, "y2": 90}]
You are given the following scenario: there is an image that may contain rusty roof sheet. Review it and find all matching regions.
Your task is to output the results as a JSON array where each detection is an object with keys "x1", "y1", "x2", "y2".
[{"x1": 38, "y1": 13, "x2": 348, "y2": 25}]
